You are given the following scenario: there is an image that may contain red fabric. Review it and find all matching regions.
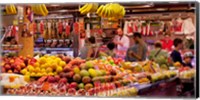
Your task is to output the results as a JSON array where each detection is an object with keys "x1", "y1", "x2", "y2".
[
  {"x1": 127, "y1": 25, "x2": 133, "y2": 33},
  {"x1": 40, "y1": 22, "x2": 44, "y2": 34},
  {"x1": 11, "y1": 26, "x2": 16, "y2": 36},
  {"x1": 160, "y1": 39, "x2": 173, "y2": 51},
  {"x1": 33, "y1": 22, "x2": 37, "y2": 34},
  {"x1": 58, "y1": 22, "x2": 63, "y2": 34},
  {"x1": 65, "y1": 25, "x2": 70, "y2": 35},
  {"x1": 73, "y1": 22, "x2": 79, "y2": 34}
]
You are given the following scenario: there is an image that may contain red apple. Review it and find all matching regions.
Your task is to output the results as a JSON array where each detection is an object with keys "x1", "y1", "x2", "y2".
[
  {"x1": 68, "y1": 88, "x2": 76, "y2": 95},
  {"x1": 54, "y1": 75, "x2": 60, "y2": 81},
  {"x1": 70, "y1": 82, "x2": 78, "y2": 89},
  {"x1": 4, "y1": 64, "x2": 11, "y2": 70},
  {"x1": 47, "y1": 76, "x2": 56, "y2": 83},
  {"x1": 63, "y1": 66, "x2": 72, "y2": 72},
  {"x1": 59, "y1": 78, "x2": 67, "y2": 84}
]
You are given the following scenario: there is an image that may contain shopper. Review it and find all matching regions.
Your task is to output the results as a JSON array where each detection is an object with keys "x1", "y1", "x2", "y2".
[
  {"x1": 79, "y1": 36, "x2": 99, "y2": 59},
  {"x1": 170, "y1": 38, "x2": 183, "y2": 64},
  {"x1": 113, "y1": 28, "x2": 130, "y2": 51},
  {"x1": 125, "y1": 32, "x2": 147, "y2": 62},
  {"x1": 79, "y1": 29, "x2": 86, "y2": 49},
  {"x1": 149, "y1": 41, "x2": 168, "y2": 62},
  {"x1": 105, "y1": 42, "x2": 116, "y2": 57},
  {"x1": 182, "y1": 52, "x2": 194, "y2": 68}
]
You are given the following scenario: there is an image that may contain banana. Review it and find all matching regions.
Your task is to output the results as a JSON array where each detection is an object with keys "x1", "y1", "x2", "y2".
[
  {"x1": 100, "y1": 6, "x2": 107, "y2": 17},
  {"x1": 80, "y1": 3, "x2": 93, "y2": 14},
  {"x1": 39, "y1": 4, "x2": 47, "y2": 16},
  {"x1": 91, "y1": 3, "x2": 98, "y2": 12},
  {"x1": 41, "y1": 4, "x2": 48, "y2": 15},
  {"x1": 5, "y1": 5, "x2": 11, "y2": 14},
  {"x1": 31, "y1": 5, "x2": 35, "y2": 13},
  {"x1": 8, "y1": 5, "x2": 14, "y2": 14},
  {"x1": 34, "y1": 5, "x2": 40, "y2": 15},
  {"x1": 79, "y1": 3, "x2": 89, "y2": 12},
  {"x1": 12, "y1": 4, "x2": 17, "y2": 14},
  {"x1": 96, "y1": 5, "x2": 104, "y2": 15}
]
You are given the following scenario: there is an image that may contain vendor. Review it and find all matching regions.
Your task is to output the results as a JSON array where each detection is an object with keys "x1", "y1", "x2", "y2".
[
  {"x1": 113, "y1": 28, "x2": 130, "y2": 51},
  {"x1": 106, "y1": 42, "x2": 116, "y2": 57},
  {"x1": 182, "y1": 52, "x2": 194, "y2": 68},
  {"x1": 79, "y1": 36, "x2": 99, "y2": 59},
  {"x1": 160, "y1": 33, "x2": 173, "y2": 51},
  {"x1": 125, "y1": 32, "x2": 147, "y2": 62}
]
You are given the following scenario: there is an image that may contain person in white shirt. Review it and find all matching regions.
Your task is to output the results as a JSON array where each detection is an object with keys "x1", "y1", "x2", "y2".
[{"x1": 113, "y1": 28, "x2": 130, "y2": 51}]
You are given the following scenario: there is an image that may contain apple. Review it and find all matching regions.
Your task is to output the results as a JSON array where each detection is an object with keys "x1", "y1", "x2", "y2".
[
  {"x1": 47, "y1": 76, "x2": 56, "y2": 83},
  {"x1": 59, "y1": 78, "x2": 67, "y2": 84},
  {"x1": 63, "y1": 66, "x2": 72, "y2": 72},
  {"x1": 68, "y1": 88, "x2": 76, "y2": 95},
  {"x1": 54, "y1": 75, "x2": 61, "y2": 81},
  {"x1": 77, "y1": 89, "x2": 86, "y2": 96},
  {"x1": 70, "y1": 82, "x2": 78, "y2": 89},
  {"x1": 4, "y1": 64, "x2": 11, "y2": 70}
]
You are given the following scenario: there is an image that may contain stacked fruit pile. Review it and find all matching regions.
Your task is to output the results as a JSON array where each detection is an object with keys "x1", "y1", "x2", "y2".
[
  {"x1": 1, "y1": 56, "x2": 28, "y2": 74},
  {"x1": 31, "y1": 4, "x2": 48, "y2": 16},
  {"x1": 111, "y1": 87, "x2": 138, "y2": 97},
  {"x1": 179, "y1": 68, "x2": 195, "y2": 79},
  {"x1": 20, "y1": 55, "x2": 66, "y2": 77}
]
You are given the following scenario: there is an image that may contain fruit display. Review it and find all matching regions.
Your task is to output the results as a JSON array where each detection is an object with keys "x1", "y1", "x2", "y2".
[
  {"x1": 179, "y1": 68, "x2": 195, "y2": 79},
  {"x1": 96, "y1": 3, "x2": 126, "y2": 19},
  {"x1": 31, "y1": 4, "x2": 48, "y2": 16},
  {"x1": 1, "y1": 54, "x2": 195, "y2": 96},
  {"x1": 5, "y1": 4, "x2": 17, "y2": 15},
  {"x1": 20, "y1": 55, "x2": 66, "y2": 77},
  {"x1": 79, "y1": 3, "x2": 99, "y2": 15},
  {"x1": 111, "y1": 87, "x2": 138, "y2": 97},
  {"x1": 1, "y1": 56, "x2": 28, "y2": 74}
]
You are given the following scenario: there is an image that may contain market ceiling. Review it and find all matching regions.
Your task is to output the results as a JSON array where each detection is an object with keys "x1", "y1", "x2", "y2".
[
  {"x1": 1, "y1": 2, "x2": 196, "y2": 17},
  {"x1": 44, "y1": 2, "x2": 195, "y2": 16}
]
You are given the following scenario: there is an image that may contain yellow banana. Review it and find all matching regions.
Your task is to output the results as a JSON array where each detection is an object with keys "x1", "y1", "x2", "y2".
[
  {"x1": 91, "y1": 3, "x2": 98, "y2": 12},
  {"x1": 100, "y1": 6, "x2": 106, "y2": 17},
  {"x1": 34, "y1": 5, "x2": 40, "y2": 15},
  {"x1": 41, "y1": 4, "x2": 48, "y2": 15},
  {"x1": 96, "y1": 5, "x2": 104, "y2": 15},
  {"x1": 11, "y1": 4, "x2": 17, "y2": 14},
  {"x1": 79, "y1": 3, "x2": 89, "y2": 12},
  {"x1": 81, "y1": 3, "x2": 93, "y2": 14},
  {"x1": 8, "y1": 5, "x2": 14, "y2": 14},
  {"x1": 31, "y1": 5, "x2": 35, "y2": 13},
  {"x1": 38, "y1": 4, "x2": 47, "y2": 16},
  {"x1": 5, "y1": 5, "x2": 11, "y2": 14}
]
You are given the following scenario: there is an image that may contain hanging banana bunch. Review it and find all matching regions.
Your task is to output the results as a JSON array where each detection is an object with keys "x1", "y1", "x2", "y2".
[
  {"x1": 31, "y1": 4, "x2": 48, "y2": 16},
  {"x1": 5, "y1": 4, "x2": 17, "y2": 15},
  {"x1": 79, "y1": 3, "x2": 99, "y2": 15},
  {"x1": 96, "y1": 3, "x2": 126, "y2": 19}
]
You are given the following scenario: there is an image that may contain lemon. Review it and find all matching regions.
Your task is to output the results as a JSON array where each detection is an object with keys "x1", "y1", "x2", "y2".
[
  {"x1": 35, "y1": 67, "x2": 41, "y2": 72},
  {"x1": 24, "y1": 75, "x2": 30, "y2": 82},
  {"x1": 28, "y1": 65, "x2": 34, "y2": 72},
  {"x1": 34, "y1": 62, "x2": 40, "y2": 68},
  {"x1": 59, "y1": 61, "x2": 66, "y2": 67},
  {"x1": 56, "y1": 66, "x2": 63, "y2": 73},
  {"x1": 21, "y1": 69, "x2": 27, "y2": 74},
  {"x1": 46, "y1": 67, "x2": 53, "y2": 73},
  {"x1": 30, "y1": 72, "x2": 36, "y2": 77}
]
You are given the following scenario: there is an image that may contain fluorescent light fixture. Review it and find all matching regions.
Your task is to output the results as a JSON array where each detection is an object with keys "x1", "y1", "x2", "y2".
[
  {"x1": 190, "y1": 7, "x2": 196, "y2": 9},
  {"x1": 50, "y1": 4, "x2": 60, "y2": 7},
  {"x1": 156, "y1": 8, "x2": 166, "y2": 11},
  {"x1": 169, "y1": 2, "x2": 179, "y2": 4}
]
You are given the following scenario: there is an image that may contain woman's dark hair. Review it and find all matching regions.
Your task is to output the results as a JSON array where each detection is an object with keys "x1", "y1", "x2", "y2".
[
  {"x1": 107, "y1": 42, "x2": 115, "y2": 50},
  {"x1": 173, "y1": 38, "x2": 183, "y2": 47},
  {"x1": 88, "y1": 36, "x2": 96, "y2": 44},
  {"x1": 154, "y1": 41, "x2": 162, "y2": 48},
  {"x1": 133, "y1": 32, "x2": 142, "y2": 38}
]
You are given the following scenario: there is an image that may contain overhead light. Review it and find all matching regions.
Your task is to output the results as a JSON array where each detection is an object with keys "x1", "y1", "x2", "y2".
[
  {"x1": 190, "y1": 7, "x2": 196, "y2": 9},
  {"x1": 169, "y1": 2, "x2": 179, "y2": 4},
  {"x1": 50, "y1": 4, "x2": 60, "y2": 7},
  {"x1": 156, "y1": 8, "x2": 166, "y2": 11}
]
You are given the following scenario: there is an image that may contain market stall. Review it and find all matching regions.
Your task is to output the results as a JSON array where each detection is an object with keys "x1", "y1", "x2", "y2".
[{"x1": 0, "y1": 2, "x2": 196, "y2": 98}]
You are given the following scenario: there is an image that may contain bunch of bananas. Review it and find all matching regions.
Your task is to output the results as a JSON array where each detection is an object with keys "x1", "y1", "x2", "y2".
[
  {"x1": 96, "y1": 3, "x2": 125, "y2": 19},
  {"x1": 5, "y1": 4, "x2": 17, "y2": 15},
  {"x1": 31, "y1": 4, "x2": 48, "y2": 16},
  {"x1": 79, "y1": 3, "x2": 99, "y2": 15}
]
